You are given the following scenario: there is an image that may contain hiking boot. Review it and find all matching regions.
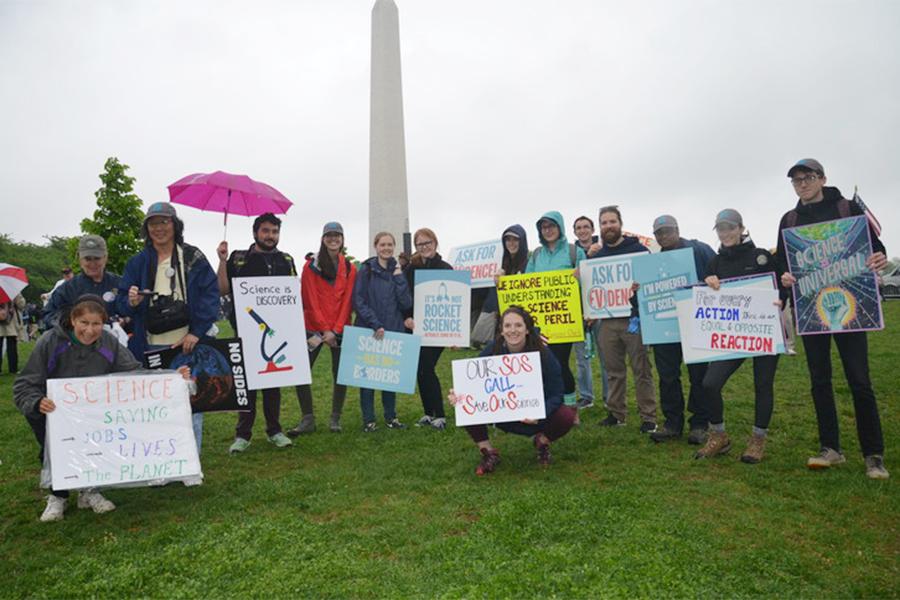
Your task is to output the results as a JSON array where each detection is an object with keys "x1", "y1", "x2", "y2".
[
  {"x1": 287, "y1": 415, "x2": 316, "y2": 437},
  {"x1": 229, "y1": 437, "x2": 250, "y2": 454},
  {"x1": 576, "y1": 398, "x2": 594, "y2": 409},
  {"x1": 430, "y1": 417, "x2": 447, "y2": 431},
  {"x1": 40, "y1": 495, "x2": 66, "y2": 522},
  {"x1": 807, "y1": 447, "x2": 846, "y2": 470},
  {"x1": 415, "y1": 415, "x2": 433, "y2": 427},
  {"x1": 740, "y1": 434, "x2": 767, "y2": 464},
  {"x1": 599, "y1": 414, "x2": 625, "y2": 427},
  {"x1": 386, "y1": 418, "x2": 407, "y2": 430},
  {"x1": 268, "y1": 432, "x2": 293, "y2": 448},
  {"x1": 864, "y1": 455, "x2": 890, "y2": 480},
  {"x1": 77, "y1": 490, "x2": 116, "y2": 514},
  {"x1": 475, "y1": 447, "x2": 501, "y2": 476},
  {"x1": 650, "y1": 424, "x2": 682, "y2": 443},
  {"x1": 534, "y1": 436, "x2": 552, "y2": 467},
  {"x1": 688, "y1": 427, "x2": 708, "y2": 445},
  {"x1": 639, "y1": 421, "x2": 657, "y2": 434},
  {"x1": 694, "y1": 431, "x2": 731, "y2": 459},
  {"x1": 363, "y1": 422, "x2": 378, "y2": 433},
  {"x1": 329, "y1": 414, "x2": 342, "y2": 433}
]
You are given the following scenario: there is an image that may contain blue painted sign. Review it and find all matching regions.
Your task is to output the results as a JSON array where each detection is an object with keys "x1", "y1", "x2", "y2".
[
  {"x1": 336, "y1": 326, "x2": 421, "y2": 394},
  {"x1": 633, "y1": 248, "x2": 697, "y2": 344}
]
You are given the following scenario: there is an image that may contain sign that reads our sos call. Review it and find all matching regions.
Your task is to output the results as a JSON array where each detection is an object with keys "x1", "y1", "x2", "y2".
[{"x1": 451, "y1": 351, "x2": 545, "y2": 427}]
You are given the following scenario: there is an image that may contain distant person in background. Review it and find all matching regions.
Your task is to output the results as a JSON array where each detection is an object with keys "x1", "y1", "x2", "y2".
[
  {"x1": 49, "y1": 267, "x2": 74, "y2": 296},
  {"x1": 0, "y1": 293, "x2": 26, "y2": 374}
]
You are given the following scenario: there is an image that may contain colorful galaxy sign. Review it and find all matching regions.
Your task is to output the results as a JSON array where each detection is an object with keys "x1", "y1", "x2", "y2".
[{"x1": 782, "y1": 216, "x2": 883, "y2": 335}]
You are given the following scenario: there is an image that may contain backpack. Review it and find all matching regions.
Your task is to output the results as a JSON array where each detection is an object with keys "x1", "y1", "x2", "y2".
[
  {"x1": 784, "y1": 198, "x2": 851, "y2": 228},
  {"x1": 531, "y1": 243, "x2": 578, "y2": 268}
]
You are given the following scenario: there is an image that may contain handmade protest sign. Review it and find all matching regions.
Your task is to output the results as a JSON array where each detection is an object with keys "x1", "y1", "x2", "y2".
[
  {"x1": 144, "y1": 338, "x2": 250, "y2": 413},
  {"x1": 782, "y1": 215, "x2": 883, "y2": 334},
  {"x1": 497, "y1": 270, "x2": 583, "y2": 343},
  {"x1": 579, "y1": 256, "x2": 635, "y2": 319},
  {"x1": 336, "y1": 325, "x2": 421, "y2": 394},
  {"x1": 447, "y1": 239, "x2": 503, "y2": 289},
  {"x1": 633, "y1": 248, "x2": 697, "y2": 344},
  {"x1": 232, "y1": 275, "x2": 311, "y2": 390},
  {"x1": 46, "y1": 372, "x2": 202, "y2": 491},
  {"x1": 673, "y1": 274, "x2": 786, "y2": 364},
  {"x1": 451, "y1": 351, "x2": 545, "y2": 426},
  {"x1": 690, "y1": 287, "x2": 780, "y2": 355},
  {"x1": 414, "y1": 270, "x2": 471, "y2": 347}
]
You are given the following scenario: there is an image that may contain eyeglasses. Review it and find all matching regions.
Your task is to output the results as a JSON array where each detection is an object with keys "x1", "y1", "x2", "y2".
[
  {"x1": 415, "y1": 240, "x2": 435, "y2": 249},
  {"x1": 147, "y1": 218, "x2": 172, "y2": 227},
  {"x1": 791, "y1": 174, "x2": 819, "y2": 187}
]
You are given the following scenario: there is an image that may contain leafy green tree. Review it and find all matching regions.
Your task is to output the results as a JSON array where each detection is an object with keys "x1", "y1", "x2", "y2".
[
  {"x1": 0, "y1": 234, "x2": 76, "y2": 303},
  {"x1": 78, "y1": 157, "x2": 145, "y2": 274}
]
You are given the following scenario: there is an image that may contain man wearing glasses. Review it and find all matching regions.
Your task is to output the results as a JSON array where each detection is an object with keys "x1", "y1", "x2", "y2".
[
  {"x1": 775, "y1": 158, "x2": 889, "y2": 479},
  {"x1": 42, "y1": 235, "x2": 122, "y2": 329}
]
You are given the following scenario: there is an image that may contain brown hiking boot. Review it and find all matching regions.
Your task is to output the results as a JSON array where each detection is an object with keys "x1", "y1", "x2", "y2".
[
  {"x1": 694, "y1": 430, "x2": 731, "y2": 459},
  {"x1": 741, "y1": 434, "x2": 766, "y2": 464},
  {"x1": 475, "y1": 448, "x2": 501, "y2": 476}
]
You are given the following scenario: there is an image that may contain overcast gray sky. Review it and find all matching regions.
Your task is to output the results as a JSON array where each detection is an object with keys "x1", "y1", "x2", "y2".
[{"x1": 2, "y1": 0, "x2": 898, "y2": 271}]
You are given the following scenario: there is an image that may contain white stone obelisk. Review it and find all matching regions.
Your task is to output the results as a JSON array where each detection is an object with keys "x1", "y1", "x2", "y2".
[{"x1": 369, "y1": 0, "x2": 410, "y2": 254}]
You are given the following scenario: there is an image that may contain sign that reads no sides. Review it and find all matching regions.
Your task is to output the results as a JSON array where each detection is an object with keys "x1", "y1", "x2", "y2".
[
  {"x1": 496, "y1": 270, "x2": 583, "y2": 343},
  {"x1": 414, "y1": 270, "x2": 471, "y2": 347},
  {"x1": 451, "y1": 351, "x2": 545, "y2": 427}
]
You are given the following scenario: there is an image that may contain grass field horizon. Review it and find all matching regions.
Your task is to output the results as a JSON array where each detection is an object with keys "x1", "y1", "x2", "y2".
[{"x1": 1, "y1": 304, "x2": 897, "y2": 598}]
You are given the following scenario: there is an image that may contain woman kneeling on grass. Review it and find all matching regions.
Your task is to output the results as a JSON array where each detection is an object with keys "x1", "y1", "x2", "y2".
[
  {"x1": 13, "y1": 295, "x2": 191, "y2": 522},
  {"x1": 448, "y1": 306, "x2": 577, "y2": 475}
]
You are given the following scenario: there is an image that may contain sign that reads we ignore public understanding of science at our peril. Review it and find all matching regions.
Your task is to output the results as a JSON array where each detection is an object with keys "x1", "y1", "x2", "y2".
[
  {"x1": 336, "y1": 326, "x2": 421, "y2": 394},
  {"x1": 451, "y1": 351, "x2": 545, "y2": 427},
  {"x1": 496, "y1": 270, "x2": 583, "y2": 343},
  {"x1": 414, "y1": 270, "x2": 471, "y2": 347},
  {"x1": 46, "y1": 372, "x2": 202, "y2": 491}
]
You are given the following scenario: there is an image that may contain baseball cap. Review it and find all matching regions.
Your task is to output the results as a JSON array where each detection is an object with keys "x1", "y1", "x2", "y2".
[
  {"x1": 322, "y1": 221, "x2": 344, "y2": 235},
  {"x1": 78, "y1": 235, "x2": 107, "y2": 258},
  {"x1": 787, "y1": 158, "x2": 825, "y2": 178},
  {"x1": 143, "y1": 202, "x2": 178, "y2": 223},
  {"x1": 714, "y1": 209, "x2": 743, "y2": 229},
  {"x1": 652, "y1": 215, "x2": 679, "y2": 232}
]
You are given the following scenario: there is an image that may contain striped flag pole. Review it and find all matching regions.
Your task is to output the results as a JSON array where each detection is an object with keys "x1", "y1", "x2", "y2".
[{"x1": 852, "y1": 185, "x2": 882, "y2": 238}]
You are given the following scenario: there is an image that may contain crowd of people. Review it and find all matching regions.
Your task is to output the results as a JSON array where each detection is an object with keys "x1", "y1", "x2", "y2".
[{"x1": 8, "y1": 157, "x2": 890, "y2": 523}]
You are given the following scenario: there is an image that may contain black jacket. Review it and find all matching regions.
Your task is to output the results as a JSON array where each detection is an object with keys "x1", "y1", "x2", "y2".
[
  {"x1": 403, "y1": 253, "x2": 453, "y2": 322},
  {"x1": 708, "y1": 238, "x2": 788, "y2": 302}
]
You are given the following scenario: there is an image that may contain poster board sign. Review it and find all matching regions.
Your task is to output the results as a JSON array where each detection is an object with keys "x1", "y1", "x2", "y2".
[
  {"x1": 624, "y1": 231, "x2": 661, "y2": 253},
  {"x1": 497, "y1": 270, "x2": 583, "y2": 343},
  {"x1": 144, "y1": 338, "x2": 250, "y2": 413},
  {"x1": 690, "y1": 287, "x2": 780, "y2": 355},
  {"x1": 782, "y1": 215, "x2": 883, "y2": 335},
  {"x1": 232, "y1": 275, "x2": 312, "y2": 390},
  {"x1": 579, "y1": 255, "x2": 636, "y2": 319},
  {"x1": 447, "y1": 239, "x2": 503, "y2": 289},
  {"x1": 46, "y1": 372, "x2": 202, "y2": 491},
  {"x1": 633, "y1": 248, "x2": 697, "y2": 344},
  {"x1": 451, "y1": 351, "x2": 545, "y2": 426},
  {"x1": 674, "y1": 274, "x2": 786, "y2": 364},
  {"x1": 336, "y1": 326, "x2": 421, "y2": 393},
  {"x1": 414, "y1": 270, "x2": 471, "y2": 347}
]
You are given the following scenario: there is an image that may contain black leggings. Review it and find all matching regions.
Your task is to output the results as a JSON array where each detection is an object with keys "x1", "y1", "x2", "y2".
[
  {"x1": 703, "y1": 355, "x2": 779, "y2": 429},
  {"x1": 417, "y1": 346, "x2": 445, "y2": 418}
]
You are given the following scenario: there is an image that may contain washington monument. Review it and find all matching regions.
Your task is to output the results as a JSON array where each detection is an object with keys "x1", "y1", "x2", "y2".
[{"x1": 369, "y1": 0, "x2": 410, "y2": 253}]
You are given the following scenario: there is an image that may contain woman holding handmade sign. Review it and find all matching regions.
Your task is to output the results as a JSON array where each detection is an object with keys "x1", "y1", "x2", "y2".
[
  {"x1": 474, "y1": 224, "x2": 530, "y2": 344},
  {"x1": 13, "y1": 296, "x2": 190, "y2": 522},
  {"x1": 403, "y1": 228, "x2": 454, "y2": 430},
  {"x1": 448, "y1": 306, "x2": 576, "y2": 474},
  {"x1": 352, "y1": 232, "x2": 413, "y2": 432},
  {"x1": 695, "y1": 209, "x2": 787, "y2": 464}
]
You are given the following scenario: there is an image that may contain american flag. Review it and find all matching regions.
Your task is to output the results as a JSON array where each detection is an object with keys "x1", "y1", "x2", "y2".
[{"x1": 852, "y1": 186, "x2": 882, "y2": 237}]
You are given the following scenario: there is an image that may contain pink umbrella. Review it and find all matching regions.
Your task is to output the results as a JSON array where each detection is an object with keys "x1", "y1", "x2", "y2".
[
  {"x1": 0, "y1": 263, "x2": 28, "y2": 304},
  {"x1": 167, "y1": 171, "x2": 294, "y2": 236}
]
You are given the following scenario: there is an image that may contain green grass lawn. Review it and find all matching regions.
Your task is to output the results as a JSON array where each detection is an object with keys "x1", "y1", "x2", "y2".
[{"x1": 1, "y1": 305, "x2": 897, "y2": 598}]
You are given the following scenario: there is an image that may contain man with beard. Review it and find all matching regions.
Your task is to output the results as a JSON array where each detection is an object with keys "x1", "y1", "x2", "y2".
[
  {"x1": 43, "y1": 236, "x2": 122, "y2": 329},
  {"x1": 588, "y1": 206, "x2": 658, "y2": 432},
  {"x1": 217, "y1": 213, "x2": 295, "y2": 453}
]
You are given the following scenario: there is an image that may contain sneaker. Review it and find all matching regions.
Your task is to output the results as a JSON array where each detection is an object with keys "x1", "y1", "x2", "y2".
[
  {"x1": 599, "y1": 414, "x2": 625, "y2": 427},
  {"x1": 688, "y1": 427, "x2": 708, "y2": 445},
  {"x1": 576, "y1": 398, "x2": 595, "y2": 409},
  {"x1": 286, "y1": 414, "x2": 316, "y2": 437},
  {"x1": 864, "y1": 455, "x2": 890, "y2": 480},
  {"x1": 650, "y1": 424, "x2": 682, "y2": 443},
  {"x1": 534, "y1": 436, "x2": 552, "y2": 467},
  {"x1": 740, "y1": 435, "x2": 767, "y2": 464},
  {"x1": 363, "y1": 421, "x2": 378, "y2": 433},
  {"x1": 40, "y1": 495, "x2": 66, "y2": 522},
  {"x1": 807, "y1": 447, "x2": 846, "y2": 470},
  {"x1": 475, "y1": 447, "x2": 501, "y2": 476},
  {"x1": 415, "y1": 415, "x2": 433, "y2": 427},
  {"x1": 694, "y1": 431, "x2": 731, "y2": 459},
  {"x1": 386, "y1": 418, "x2": 407, "y2": 430},
  {"x1": 77, "y1": 490, "x2": 116, "y2": 514},
  {"x1": 639, "y1": 421, "x2": 657, "y2": 434},
  {"x1": 430, "y1": 417, "x2": 447, "y2": 431},
  {"x1": 268, "y1": 432, "x2": 293, "y2": 448},
  {"x1": 229, "y1": 437, "x2": 250, "y2": 454},
  {"x1": 329, "y1": 414, "x2": 342, "y2": 433}
]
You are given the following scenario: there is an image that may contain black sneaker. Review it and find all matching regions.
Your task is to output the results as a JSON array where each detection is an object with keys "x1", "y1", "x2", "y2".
[
  {"x1": 650, "y1": 424, "x2": 682, "y2": 443},
  {"x1": 639, "y1": 421, "x2": 657, "y2": 434},
  {"x1": 385, "y1": 418, "x2": 407, "y2": 430},
  {"x1": 362, "y1": 422, "x2": 378, "y2": 433},
  {"x1": 599, "y1": 414, "x2": 625, "y2": 427}
]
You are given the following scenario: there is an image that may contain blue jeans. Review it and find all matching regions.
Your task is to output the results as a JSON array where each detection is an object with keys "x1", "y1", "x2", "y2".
[
  {"x1": 146, "y1": 344, "x2": 204, "y2": 454},
  {"x1": 359, "y1": 388, "x2": 396, "y2": 424},
  {"x1": 575, "y1": 320, "x2": 608, "y2": 403}
]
